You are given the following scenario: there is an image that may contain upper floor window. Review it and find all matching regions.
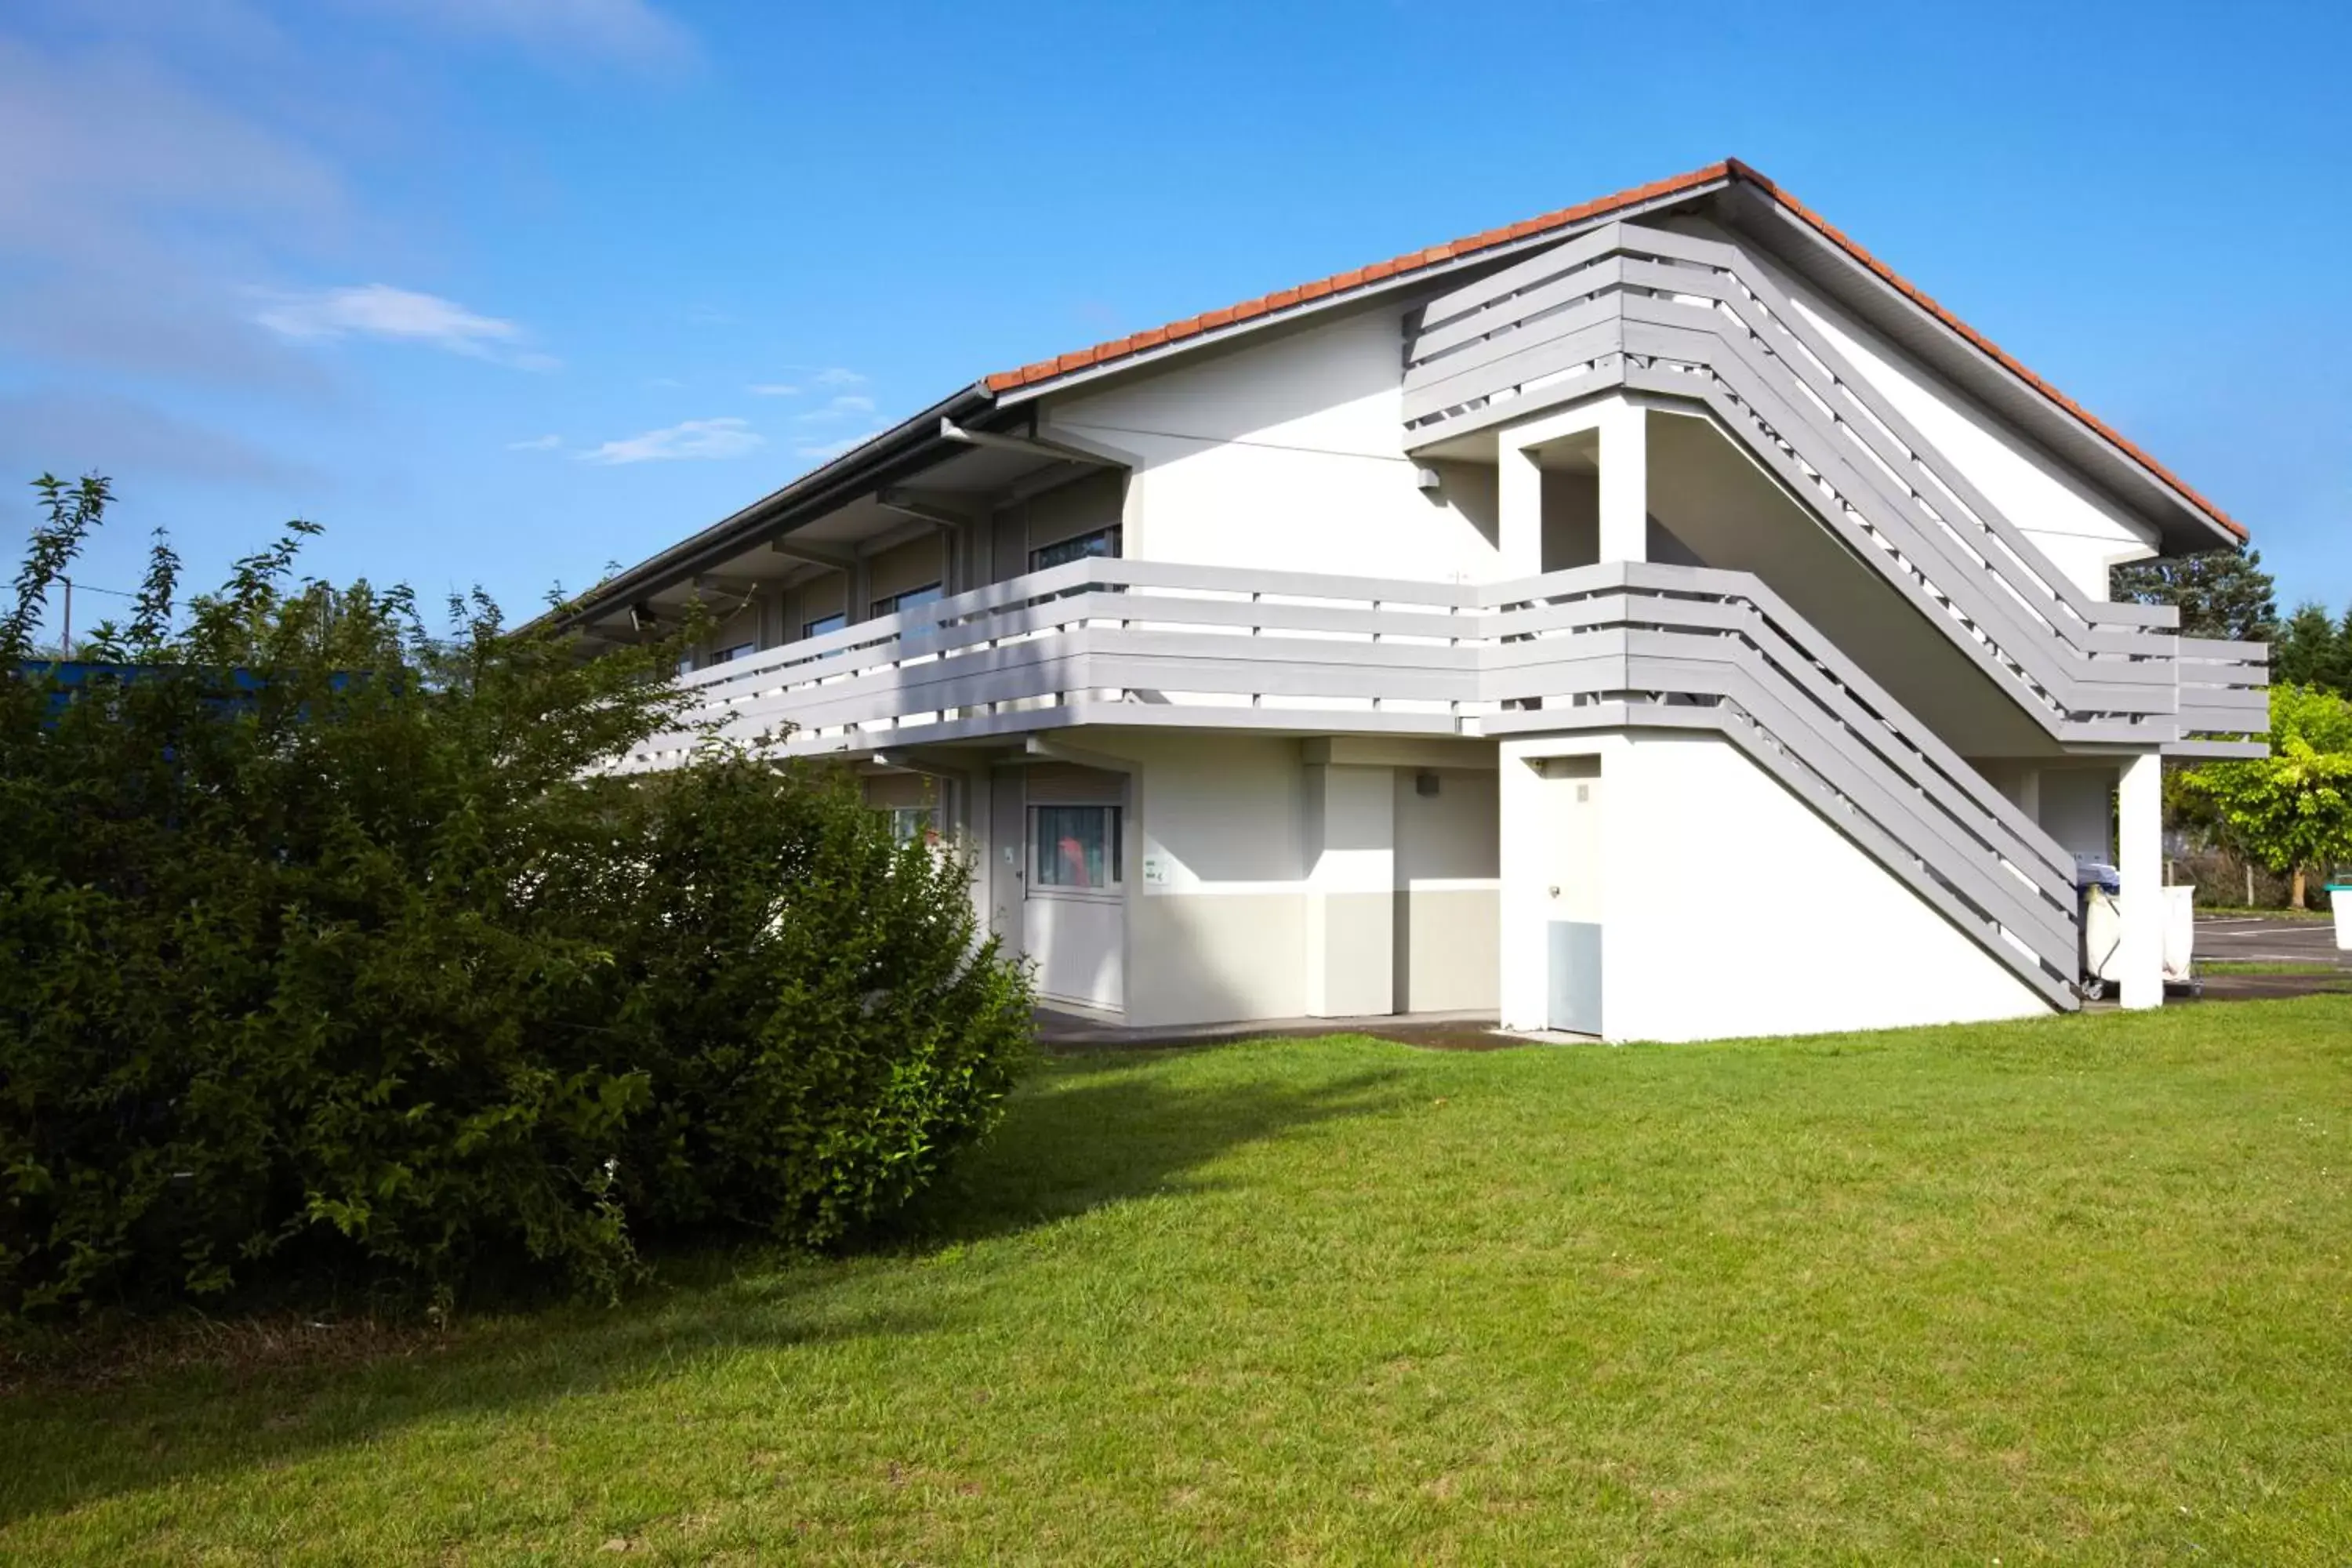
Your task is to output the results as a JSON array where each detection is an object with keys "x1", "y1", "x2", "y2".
[
  {"x1": 872, "y1": 582, "x2": 942, "y2": 619},
  {"x1": 802, "y1": 612, "x2": 847, "y2": 639},
  {"x1": 1031, "y1": 525, "x2": 1121, "y2": 572},
  {"x1": 710, "y1": 641, "x2": 757, "y2": 665}
]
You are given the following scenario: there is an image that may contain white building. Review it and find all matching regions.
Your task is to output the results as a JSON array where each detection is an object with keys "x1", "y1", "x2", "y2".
[{"x1": 557, "y1": 160, "x2": 2268, "y2": 1042}]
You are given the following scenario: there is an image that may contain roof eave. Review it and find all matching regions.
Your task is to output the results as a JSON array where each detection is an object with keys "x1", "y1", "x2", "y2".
[
  {"x1": 1721, "y1": 162, "x2": 2246, "y2": 550},
  {"x1": 987, "y1": 167, "x2": 1740, "y2": 406},
  {"x1": 540, "y1": 381, "x2": 996, "y2": 633}
]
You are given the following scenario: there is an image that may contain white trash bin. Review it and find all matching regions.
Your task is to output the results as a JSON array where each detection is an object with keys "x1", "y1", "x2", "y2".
[
  {"x1": 2081, "y1": 884, "x2": 2200, "y2": 996},
  {"x1": 2332, "y1": 884, "x2": 2352, "y2": 952}
]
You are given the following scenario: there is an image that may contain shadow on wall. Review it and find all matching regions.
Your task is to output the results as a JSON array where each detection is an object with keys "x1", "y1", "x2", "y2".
[{"x1": 0, "y1": 1053, "x2": 1403, "y2": 1530}]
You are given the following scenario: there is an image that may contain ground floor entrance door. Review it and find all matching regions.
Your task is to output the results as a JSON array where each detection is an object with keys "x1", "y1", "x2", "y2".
[
  {"x1": 1540, "y1": 755, "x2": 1604, "y2": 1034},
  {"x1": 1021, "y1": 764, "x2": 1127, "y2": 1012}
]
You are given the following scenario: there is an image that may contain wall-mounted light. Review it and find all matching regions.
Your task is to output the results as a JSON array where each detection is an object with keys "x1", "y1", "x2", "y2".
[
  {"x1": 1416, "y1": 771, "x2": 1440, "y2": 797},
  {"x1": 630, "y1": 601, "x2": 658, "y2": 632}
]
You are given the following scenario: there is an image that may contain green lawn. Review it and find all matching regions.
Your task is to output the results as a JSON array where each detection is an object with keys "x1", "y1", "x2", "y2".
[{"x1": 7, "y1": 998, "x2": 2351, "y2": 1564}]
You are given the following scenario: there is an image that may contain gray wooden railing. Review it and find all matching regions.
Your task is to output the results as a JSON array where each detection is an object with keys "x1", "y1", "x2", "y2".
[
  {"x1": 1400, "y1": 219, "x2": 2269, "y2": 757},
  {"x1": 628, "y1": 558, "x2": 2082, "y2": 1004}
]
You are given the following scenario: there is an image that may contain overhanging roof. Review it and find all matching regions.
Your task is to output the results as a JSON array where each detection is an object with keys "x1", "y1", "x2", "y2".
[{"x1": 556, "y1": 158, "x2": 2245, "y2": 630}]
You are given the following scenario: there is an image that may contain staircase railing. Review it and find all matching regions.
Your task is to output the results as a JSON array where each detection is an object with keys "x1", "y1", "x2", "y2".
[
  {"x1": 629, "y1": 557, "x2": 2080, "y2": 1004},
  {"x1": 1401, "y1": 220, "x2": 2268, "y2": 754}
]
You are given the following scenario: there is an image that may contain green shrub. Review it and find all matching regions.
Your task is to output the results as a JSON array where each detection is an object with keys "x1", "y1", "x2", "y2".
[
  {"x1": 590, "y1": 758, "x2": 1031, "y2": 1246},
  {"x1": 0, "y1": 475, "x2": 1031, "y2": 1321}
]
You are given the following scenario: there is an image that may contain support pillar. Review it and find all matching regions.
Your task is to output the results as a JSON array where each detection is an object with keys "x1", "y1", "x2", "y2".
[
  {"x1": 1497, "y1": 439, "x2": 1544, "y2": 580},
  {"x1": 2118, "y1": 751, "x2": 2164, "y2": 1010},
  {"x1": 1303, "y1": 762, "x2": 1394, "y2": 1018},
  {"x1": 1597, "y1": 399, "x2": 1647, "y2": 564},
  {"x1": 848, "y1": 554, "x2": 869, "y2": 625}
]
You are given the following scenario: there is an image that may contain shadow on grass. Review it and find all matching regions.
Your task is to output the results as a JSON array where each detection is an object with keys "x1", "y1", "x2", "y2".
[
  {"x1": 0, "y1": 1044, "x2": 1401, "y2": 1531},
  {"x1": 893, "y1": 1047, "x2": 1406, "y2": 1248}
]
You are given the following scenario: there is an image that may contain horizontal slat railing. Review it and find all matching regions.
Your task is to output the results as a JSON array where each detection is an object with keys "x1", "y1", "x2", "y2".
[
  {"x1": 627, "y1": 557, "x2": 2086, "y2": 1003},
  {"x1": 2174, "y1": 637, "x2": 2270, "y2": 757},
  {"x1": 1400, "y1": 220, "x2": 2271, "y2": 752}
]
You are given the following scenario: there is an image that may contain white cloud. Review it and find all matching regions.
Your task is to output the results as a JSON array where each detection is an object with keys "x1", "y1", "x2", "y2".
[
  {"x1": 351, "y1": 0, "x2": 695, "y2": 68},
  {"x1": 255, "y1": 283, "x2": 533, "y2": 359},
  {"x1": 0, "y1": 33, "x2": 349, "y2": 390},
  {"x1": 578, "y1": 416, "x2": 763, "y2": 466},
  {"x1": 811, "y1": 367, "x2": 866, "y2": 387},
  {"x1": 745, "y1": 383, "x2": 800, "y2": 397},
  {"x1": 508, "y1": 433, "x2": 564, "y2": 452}
]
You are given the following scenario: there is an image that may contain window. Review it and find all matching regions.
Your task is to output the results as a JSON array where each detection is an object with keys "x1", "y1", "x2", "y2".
[
  {"x1": 871, "y1": 583, "x2": 942, "y2": 619},
  {"x1": 802, "y1": 612, "x2": 847, "y2": 639},
  {"x1": 676, "y1": 652, "x2": 695, "y2": 677},
  {"x1": 710, "y1": 641, "x2": 757, "y2": 665},
  {"x1": 1030, "y1": 524, "x2": 1121, "y2": 572},
  {"x1": 880, "y1": 805, "x2": 935, "y2": 845},
  {"x1": 1031, "y1": 804, "x2": 1120, "y2": 890}
]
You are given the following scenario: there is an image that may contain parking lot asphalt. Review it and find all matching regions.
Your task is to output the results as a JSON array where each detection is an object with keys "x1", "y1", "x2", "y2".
[{"x1": 2190, "y1": 911, "x2": 2350, "y2": 1000}]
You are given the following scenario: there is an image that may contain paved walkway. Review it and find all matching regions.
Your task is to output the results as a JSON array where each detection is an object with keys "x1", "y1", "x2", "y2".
[
  {"x1": 1039, "y1": 912, "x2": 2347, "y2": 1049},
  {"x1": 1035, "y1": 1007, "x2": 1505, "y2": 1051}
]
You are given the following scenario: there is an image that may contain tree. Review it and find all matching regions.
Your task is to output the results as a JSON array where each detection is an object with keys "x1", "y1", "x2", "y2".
[
  {"x1": 2111, "y1": 546, "x2": 2278, "y2": 642},
  {"x1": 2, "y1": 474, "x2": 1032, "y2": 1321},
  {"x1": 2175, "y1": 684, "x2": 2352, "y2": 908},
  {"x1": 2270, "y1": 600, "x2": 2352, "y2": 695}
]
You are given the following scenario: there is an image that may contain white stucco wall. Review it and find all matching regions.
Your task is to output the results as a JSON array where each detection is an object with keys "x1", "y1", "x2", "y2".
[
  {"x1": 1502, "y1": 731, "x2": 2050, "y2": 1043},
  {"x1": 2037, "y1": 766, "x2": 2115, "y2": 862},
  {"x1": 1393, "y1": 766, "x2": 1500, "y2": 1012},
  {"x1": 1052, "y1": 731, "x2": 1502, "y2": 1028},
  {"x1": 1732, "y1": 245, "x2": 2161, "y2": 602},
  {"x1": 1039, "y1": 306, "x2": 1501, "y2": 583},
  {"x1": 1104, "y1": 731, "x2": 1313, "y2": 1028}
]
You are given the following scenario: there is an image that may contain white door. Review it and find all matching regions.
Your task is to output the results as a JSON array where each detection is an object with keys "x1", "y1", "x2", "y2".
[
  {"x1": 1542, "y1": 757, "x2": 1603, "y2": 1034},
  {"x1": 1022, "y1": 774, "x2": 1127, "y2": 1011}
]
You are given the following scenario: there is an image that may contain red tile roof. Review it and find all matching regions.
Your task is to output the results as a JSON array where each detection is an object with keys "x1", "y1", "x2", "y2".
[{"x1": 983, "y1": 158, "x2": 2246, "y2": 543}]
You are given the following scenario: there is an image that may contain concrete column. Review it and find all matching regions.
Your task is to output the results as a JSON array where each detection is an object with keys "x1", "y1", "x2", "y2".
[
  {"x1": 2118, "y1": 751, "x2": 2165, "y2": 1009},
  {"x1": 1497, "y1": 439, "x2": 1544, "y2": 580},
  {"x1": 1598, "y1": 400, "x2": 1647, "y2": 564},
  {"x1": 1303, "y1": 762, "x2": 1394, "y2": 1018},
  {"x1": 1497, "y1": 743, "x2": 1550, "y2": 1030}
]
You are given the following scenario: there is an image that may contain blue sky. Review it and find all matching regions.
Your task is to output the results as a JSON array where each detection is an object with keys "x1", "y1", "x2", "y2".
[{"x1": 3, "y1": 0, "x2": 2347, "y2": 637}]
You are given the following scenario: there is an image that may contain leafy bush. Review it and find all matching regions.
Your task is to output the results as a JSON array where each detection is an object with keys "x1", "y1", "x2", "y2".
[
  {"x1": 0, "y1": 476, "x2": 1031, "y2": 1322},
  {"x1": 2175, "y1": 684, "x2": 2352, "y2": 909},
  {"x1": 590, "y1": 758, "x2": 1031, "y2": 1246}
]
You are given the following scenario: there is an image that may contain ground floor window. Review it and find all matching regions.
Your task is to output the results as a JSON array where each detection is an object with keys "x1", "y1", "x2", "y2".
[
  {"x1": 872, "y1": 583, "x2": 942, "y2": 619},
  {"x1": 1031, "y1": 804, "x2": 1120, "y2": 890},
  {"x1": 880, "y1": 805, "x2": 935, "y2": 844},
  {"x1": 1030, "y1": 524, "x2": 1120, "y2": 572}
]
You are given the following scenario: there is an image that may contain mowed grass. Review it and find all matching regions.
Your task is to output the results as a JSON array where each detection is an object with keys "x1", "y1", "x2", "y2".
[{"x1": 6, "y1": 999, "x2": 2351, "y2": 1564}]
